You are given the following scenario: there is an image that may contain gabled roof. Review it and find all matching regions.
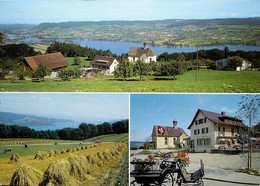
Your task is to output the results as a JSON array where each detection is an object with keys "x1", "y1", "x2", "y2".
[
  {"x1": 24, "y1": 52, "x2": 69, "y2": 70},
  {"x1": 128, "y1": 47, "x2": 156, "y2": 58},
  {"x1": 187, "y1": 109, "x2": 247, "y2": 129},
  {"x1": 91, "y1": 56, "x2": 117, "y2": 67},
  {"x1": 152, "y1": 125, "x2": 188, "y2": 137}
]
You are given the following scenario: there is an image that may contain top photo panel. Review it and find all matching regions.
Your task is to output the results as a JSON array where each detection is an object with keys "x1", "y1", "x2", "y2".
[{"x1": 0, "y1": 0, "x2": 259, "y2": 93}]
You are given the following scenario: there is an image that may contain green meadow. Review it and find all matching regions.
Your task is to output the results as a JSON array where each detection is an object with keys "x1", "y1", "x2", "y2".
[
  {"x1": 0, "y1": 143, "x2": 88, "y2": 158},
  {"x1": 0, "y1": 70, "x2": 259, "y2": 92}
]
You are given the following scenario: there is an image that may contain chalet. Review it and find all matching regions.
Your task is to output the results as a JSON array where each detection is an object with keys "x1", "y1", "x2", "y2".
[
  {"x1": 152, "y1": 121, "x2": 188, "y2": 149},
  {"x1": 128, "y1": 43, "x2": 156, "y2": 63},
  {"x1": 22, "y1": 52, "x2": 69, "y2": 78},
  {"x1": 91, "y1": 56, "x2": 118, "y2": 75},
  {"x1": 187, "y1": 109, "x2": 247, "y2": 152},
  {"x1": 216, "y1": 56, "x2": 251, "y2": 71}
]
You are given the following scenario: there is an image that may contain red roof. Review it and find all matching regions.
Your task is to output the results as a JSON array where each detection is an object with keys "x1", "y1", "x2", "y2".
[
  {"x1": 23, "y1": 52, "x2": 69, "y2": 71},
  {"x1": 187, "y1": 109, "x2": 248, "y2": 129},
  {"x1": 152, "y1": 125, "x2": 187, "y2": 137}
]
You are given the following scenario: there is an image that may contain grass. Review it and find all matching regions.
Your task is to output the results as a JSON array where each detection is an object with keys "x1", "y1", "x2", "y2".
[
  {"x1": 0, "y1": 143, "x2": 87, "y2": 158},
  {"x1": 0, "y1": 69, "x2": 259, "y2": 92},
  {"x1": 65, "y1": 57, "x2": 91, "y2": 69},
  {"x1": 101, "y1": 147, "x2": 129, "y2": 185},
  {"x1": 83, "y1": 133, "x2": 128, "y2": 142}
]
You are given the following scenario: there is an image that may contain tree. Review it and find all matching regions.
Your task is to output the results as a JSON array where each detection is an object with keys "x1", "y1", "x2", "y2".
[
  {"x1": 102, "y1": 122, "x2": 113, "y2": 134},
  {"x1": 73, "y1": 57, "x2": 81, "y2": 65},
  {"x1": 114, "y1": 58, "x2": 134, "y2": 91},
  {"x1": 32, "y1": 64, "x2": 51, "y2": 81},
  {"x1": 223, "y1": 47, "x2": 230, "y2": 58},
  {"x1": 227, "y1": 57, "x2": 244, "y2": 70},
  {"x1": 134, "y1": 60, "x2": 150, "y2": 81},
  {"x1": 236, "y1": 95, "x2": 260, "y2": 172},
  {"x1": 0, "y1": 32, "x2": 2, "y2": 44}
]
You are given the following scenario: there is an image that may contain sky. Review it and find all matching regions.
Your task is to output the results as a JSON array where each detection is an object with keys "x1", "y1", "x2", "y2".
[
  {"x1": 130, "y1": 94, "x2": 254, "y2": 142},
  {"x1": 0, "y1": 0, "x2": 259, "y2": 24},
  {"x1": 0, "y1": 93, "x2": 129, "y2": 122}
]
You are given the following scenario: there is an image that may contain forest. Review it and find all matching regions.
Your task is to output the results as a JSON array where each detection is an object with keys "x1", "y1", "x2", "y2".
[{"x1": 0, "y1": 119, "x2": 128, "y2": 140}]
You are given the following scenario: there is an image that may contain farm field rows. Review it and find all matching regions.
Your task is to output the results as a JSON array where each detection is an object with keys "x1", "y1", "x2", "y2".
[
  {"x1": 0, "y1": 70, "x2": 259, "y2": 92},
  {"x1": 84, "y1": 133, "x2": 128, "y2": 142},
  {"x1": 0, "y1": 142, "x2": 127, "y2": 185}
]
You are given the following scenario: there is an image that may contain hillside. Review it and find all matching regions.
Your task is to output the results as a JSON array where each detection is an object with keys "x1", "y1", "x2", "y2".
[
  {"x1": 83, "y1": 133, "x2": 128, "y2": 142},
  {"x1": 2, "y1": 17, "x2": 260, "y2": 46},
  {"x1": 0, "y1": 111, "x2": 71, "y2": 126}
]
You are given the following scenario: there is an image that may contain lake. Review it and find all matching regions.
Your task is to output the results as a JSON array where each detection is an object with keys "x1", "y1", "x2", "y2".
[
  {"x1": 15, "y1": 36, "x2": 260, "y2": 55},
  {"x1": 130, "y1": 141, "x2": 145, "y2": 148}
]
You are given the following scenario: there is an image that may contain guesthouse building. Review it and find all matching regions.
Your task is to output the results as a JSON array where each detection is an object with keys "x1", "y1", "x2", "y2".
[{"x1": 187, "y1": 109, "x2": 247, "y2": 152}]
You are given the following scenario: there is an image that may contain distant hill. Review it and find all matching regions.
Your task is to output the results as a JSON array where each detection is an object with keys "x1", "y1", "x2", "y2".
[
  {"x1": 0, "y1": 111, "x2": 71, "y2": 126},
  {"x1": 1, "y1": 17, "x2": 260, "y2": 46}
]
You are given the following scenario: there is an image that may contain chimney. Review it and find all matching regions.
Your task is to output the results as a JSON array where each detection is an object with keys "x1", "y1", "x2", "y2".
[
  {"x1": 221, "y1": 111, "x2": 225, "y2": 116},
  {"x1": 143, "y1": 42, "x2": 147, "y2": 49},
  {"x1": 173, "y1": 120, "x2": 177, "y2": 128}
]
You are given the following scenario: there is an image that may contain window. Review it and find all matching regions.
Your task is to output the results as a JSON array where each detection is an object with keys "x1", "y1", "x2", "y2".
[
  {"x1": 218, "y1": 127, "x2": 220, "y2": 131},
  {"x1": 202, "y1": 128, "x2": 205, "y2": 134},
  {"x1": 232, "y1": 128, "x2": 234, "y2": 137},
  {"x1": 173, "y1": 138, "x2": 176, "y2": 145},
  {"x1": 205, "y1": 138, "x2": 210, "y2": 145},
  {"x1": 164, "y1": 138, "x2": 168, "y2": 145},
  {"x1": 204, "y1": 118, "x2": 207, "y2": 123},
  {"x1": 194, "y1": 130, "x2": 197, "y2": 135},
  {"x1": 195, "y1": 121, "x2": 198, "y2": 125},
  {"x1": 197, "y1": 139, "x2": 201, "y2": 146},
  {"x1": 197, "y1": 129, "x2": 200, "y2": 134},
  {"x1": 206, "y1": 127, "x2": 208, "y2": 133}
]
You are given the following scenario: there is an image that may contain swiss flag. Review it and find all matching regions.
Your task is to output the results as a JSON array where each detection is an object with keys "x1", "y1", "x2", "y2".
[{"x1": 158, "y1": 125, "x2": 165, "y2": 135}]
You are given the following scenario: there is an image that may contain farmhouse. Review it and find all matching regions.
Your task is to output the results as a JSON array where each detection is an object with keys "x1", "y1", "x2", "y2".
[
  {"x1": 151, "y1": 121, "x2": 188, "y2": 149},
  {"x1": 128, "y1": 43, "x2": 156, "y2": 63},
  {"x1": 216, "y1": 56, "x2": 251, "y2": 71},
  {"x1": 187, "y1": 109, "x2": 247, "y2": 152},
  {"x1": 91, "y1": 56, "x2": 118, "y2": 75},
  {"x1": 22, "y1": 52, "x2": 69, "y2": 78}
]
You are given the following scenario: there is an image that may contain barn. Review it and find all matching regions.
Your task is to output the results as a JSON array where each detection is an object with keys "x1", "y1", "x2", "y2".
[{"x1": 22, "y1": 52, "x2": 69, "y2": 78}]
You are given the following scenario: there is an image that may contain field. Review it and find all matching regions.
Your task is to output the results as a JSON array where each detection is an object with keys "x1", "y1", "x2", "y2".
[
  {"x1": 0, "y1": 137, "x2": 128, "y2": 185},
  {"x1": 0, "y1": 70, "x2": 259, "y2": 92},
  {"x1": 65, "y1": 57, "x2": 91, "y2": 69},
  {"x1": 84, "y1": 133, "x2": 128, "y2": 142}
]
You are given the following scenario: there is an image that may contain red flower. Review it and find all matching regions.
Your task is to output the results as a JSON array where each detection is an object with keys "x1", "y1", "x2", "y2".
[{"x1": 148, "y1": 154, "x2": 153, "y2": 158}]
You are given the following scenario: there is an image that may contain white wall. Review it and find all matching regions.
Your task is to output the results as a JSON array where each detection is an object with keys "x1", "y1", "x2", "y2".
[
  {"x1": 109, "y1": 59, "x2": 119, "y2": 75},
  {"x1": 190, "y1": 112, "x2": 216, "y2": 152}
]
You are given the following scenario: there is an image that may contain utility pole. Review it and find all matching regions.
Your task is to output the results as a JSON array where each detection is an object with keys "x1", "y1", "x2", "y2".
[
  {"x1": 196, "y1": 45, "x2": 199, "y2": 81},
  {"x1": 248, "y1": 112, "x2": 252, "y2": 172}
]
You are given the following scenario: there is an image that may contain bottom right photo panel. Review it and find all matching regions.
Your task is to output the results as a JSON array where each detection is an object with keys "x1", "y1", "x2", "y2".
[{"x1": 130, "y1": 94, "x2": 260, "y2": 186}]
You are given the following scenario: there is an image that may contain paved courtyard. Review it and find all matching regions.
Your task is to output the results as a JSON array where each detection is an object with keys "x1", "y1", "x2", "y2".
[{"x1": 130, "y1": 150, "x2": 260, "y2": 186}]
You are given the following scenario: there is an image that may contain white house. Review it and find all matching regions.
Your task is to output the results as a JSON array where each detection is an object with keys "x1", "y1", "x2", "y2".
[
  {"x1": 216, "y1": 56, "x2": 251, "y2": 71},
  {"x1": 151, "y1": 121, "x2": 188, "y2": 149},
  {"x1": 187, "y1": 109, "x2": 247, "y2": 152},
  {"x1": 128, "y1": 43, "x2": 156, "y2": 63},
  {"x1": 91, "y1": 56, "x2": 119, "y2": 75}
]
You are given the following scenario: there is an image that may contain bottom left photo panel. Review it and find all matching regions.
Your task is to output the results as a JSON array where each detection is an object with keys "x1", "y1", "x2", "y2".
[{"x1": 0, "y1": 93, "x2": 129, "y2": 186}]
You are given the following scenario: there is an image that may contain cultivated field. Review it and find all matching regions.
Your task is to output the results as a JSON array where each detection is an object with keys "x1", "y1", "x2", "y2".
[
  {"x1": 0, "y1": 70, "x2": 259, "y2": 92},
  {"x1": 0, "y1": 142, "x2": 127, "y2": 185}
]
